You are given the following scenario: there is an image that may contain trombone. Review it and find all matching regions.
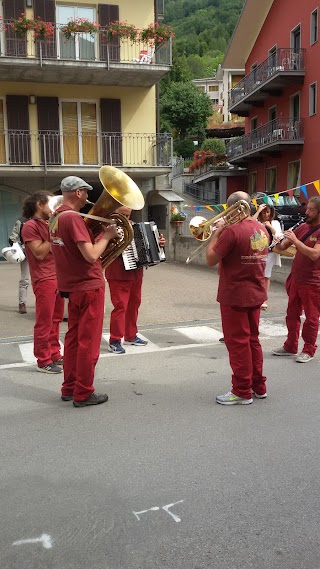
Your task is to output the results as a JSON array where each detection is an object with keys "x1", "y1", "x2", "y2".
[{"x1": 186, "y1": 200, "x2": 251, "y2": 264}]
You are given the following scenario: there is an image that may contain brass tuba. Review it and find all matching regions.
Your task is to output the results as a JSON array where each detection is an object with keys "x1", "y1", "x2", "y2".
[
  {"x1": 85, "y1": 166, "x2": 145, "y2": 269},
  {"x1": 186, "y1": 199, "x2": 251, "y2": 264}
]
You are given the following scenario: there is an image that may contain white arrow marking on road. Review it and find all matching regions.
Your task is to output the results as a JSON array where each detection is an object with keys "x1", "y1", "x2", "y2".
[
  {"x1": 133, "y1": 507, "x2": 160, "y2": 520},
  {"x1": 162, "y1": 500, "x2": 184, "y2": 522},
  {"x1": 12, "y1": 534, "x2": 53, "y2": 549}
]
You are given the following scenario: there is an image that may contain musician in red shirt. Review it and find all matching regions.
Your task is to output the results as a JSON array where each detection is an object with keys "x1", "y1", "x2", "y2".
[
  {"x1": 50, "y1": 176, "x2": 118, "y2": 407},
  {"x1": 105, "y1": 206, "x2": 165, "y2": 354},
  {"x1": 21, "y1": 192, "x2": 64, "y2": 374},
  {"x1": 272, "y1": 197, "x2": 320, "y2": 363},
  {"x1": 206, "y1": 191, "x2": 269, "y2": 405}
]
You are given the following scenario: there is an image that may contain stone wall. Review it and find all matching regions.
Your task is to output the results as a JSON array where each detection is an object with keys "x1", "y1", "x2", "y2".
[{"x1": 169, "y1": 234, "x2": 293, "y2": 284}]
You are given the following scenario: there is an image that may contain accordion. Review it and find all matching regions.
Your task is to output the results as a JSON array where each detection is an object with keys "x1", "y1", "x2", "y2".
[{"x1": 122, "y1": 222, "x2": 166, "y2": 271}]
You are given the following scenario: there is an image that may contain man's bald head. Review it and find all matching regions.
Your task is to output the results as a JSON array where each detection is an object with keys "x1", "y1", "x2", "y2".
[{"x1": 227, "y1": 191, "x2": 251, "y2": 207}]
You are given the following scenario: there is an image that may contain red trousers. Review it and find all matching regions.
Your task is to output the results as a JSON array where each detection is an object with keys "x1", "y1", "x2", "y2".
[
  {"x1": 107, "y1": 277, "x2": 143, "y2": 342},
  {"x1": 61, "y1": 287, "x2": 105, "y2": 402},
  {"x1": 283, "y1": 281, "x2": 320, "y2": 356},
  {"x1": 220, "y1": 304, "x2": 267, "y2": 399},
  {"x1": 33, "y1": 279, "x2": 64, "y2": 367}
]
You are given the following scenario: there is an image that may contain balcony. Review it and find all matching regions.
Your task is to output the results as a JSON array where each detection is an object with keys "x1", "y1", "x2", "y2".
[
  {"x1": 226, "y1": 118, "x2": 304, "y2": 165},
  {"x1": 0, "y1": 131, "x2": 173, "y2": 177},
  {"x1": 229, "y1": 48, "x2": 305, "y2": 115},
  {"x1": 0, "y1": 22, "x2": 172, "y2": 87}
]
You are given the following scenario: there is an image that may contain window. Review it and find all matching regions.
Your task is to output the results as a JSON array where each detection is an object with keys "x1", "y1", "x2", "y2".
[
  {"x1": 266, "y1": 167, "x2": 277, "y2": 193},
  {"x1": 268, "y1": 45, "x2": 277, "y2": 68},
  {"x1": 268, "y1": 106, "x2": 277, "y2": 123},
  {"x1": 57, "y1": 5, "x2": 96, "y2": 61},
  {"x1": 309, "y1": 83, "x2": 317, "y2": 115},
  {"x1": 311, "y1": 9, "x2": 318, "y2": 44},
  {"x1": 248, "y1": 172, "x2": 257, "y2": 195},
  {"x1": 60, "y1": 101, "x2": 98, "y2": 165},
  {"x1": 251, "y1": 116, "x2": 258, "y2": 131},
  {"x1": 208, "y1": 85, "x2": 218, "y2": 92},
  {"x1": 288, "y1": 160, "x2": 301, "y2": 189}
]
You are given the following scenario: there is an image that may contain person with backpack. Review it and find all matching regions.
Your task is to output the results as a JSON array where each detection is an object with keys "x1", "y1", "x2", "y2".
[{"x1": 9, "y1": 216, "x2": 30, "y2": 314}]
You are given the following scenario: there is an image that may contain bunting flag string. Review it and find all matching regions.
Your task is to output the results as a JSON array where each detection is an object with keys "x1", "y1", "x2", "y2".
[{"x1": 182, "y1": 178, "x2": 320, "y2": 210}]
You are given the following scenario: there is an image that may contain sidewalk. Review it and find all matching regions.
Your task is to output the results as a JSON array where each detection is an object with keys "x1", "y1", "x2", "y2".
[{"x1": 0, "y1": 261, "x2": 288, "y2": 340}]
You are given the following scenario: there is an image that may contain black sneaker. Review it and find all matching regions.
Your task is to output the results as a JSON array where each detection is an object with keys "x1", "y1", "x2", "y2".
[
  {"x1": 73, "y1": 393, "x2": 109, "y2": 408},
  {"x1": 37, "y1": 362, "x2": 62, "y2": 374},
  {"x1": 61, "y1": 395, "x2": 73, "y2": 401}
]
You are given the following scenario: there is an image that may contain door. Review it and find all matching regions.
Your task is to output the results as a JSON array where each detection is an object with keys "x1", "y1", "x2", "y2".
[
  {"x1": 98, "y1": 4, "x2": 120, "y2": 62},
  {"x1": 57, "y1": 5, "x2": 96, "y2": 61},
  {"x1": 3, "y1": 0, "x2": 26, "y2": 56},
  {"x1": 34, "y1": 0, "x2": 56, "y2": 58},
  {"x1": 100, "y1": 99, "x2": 122, "y2": 165},
  {"x1": 61, "y1": 101, "x2": 98, "y2": 165},
  {"x1": 37, "y1": 97, "x2": 61, "y2": 164}
]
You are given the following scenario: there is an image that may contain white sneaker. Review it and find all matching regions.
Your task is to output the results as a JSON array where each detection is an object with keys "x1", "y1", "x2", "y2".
[
  {"x1": 296, "y1": 353, "x2": 313, "y2": 363},
  {"x1": 216, "y1": 391, "x2": 253, "y2": 405}
]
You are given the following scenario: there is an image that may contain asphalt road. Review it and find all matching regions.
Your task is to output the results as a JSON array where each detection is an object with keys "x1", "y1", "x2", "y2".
[{"x1": 1, "y1": 315, "x2": 320, "y2": 569}]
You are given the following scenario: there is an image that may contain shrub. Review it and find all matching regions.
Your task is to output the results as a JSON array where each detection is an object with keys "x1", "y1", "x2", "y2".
[
  {"x1": 174, "y1": 138, "x2": 195, "y2": 159},
  {"x1": 201, "y1": 138, "x2": 226, "y2": 154}
]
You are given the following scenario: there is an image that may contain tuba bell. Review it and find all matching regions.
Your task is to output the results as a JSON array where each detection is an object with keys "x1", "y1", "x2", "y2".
[{"x1": 85, "y1": 166, "x2": 145, "y2": 269}]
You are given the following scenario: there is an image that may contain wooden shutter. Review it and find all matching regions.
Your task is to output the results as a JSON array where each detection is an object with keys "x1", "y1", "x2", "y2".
[
  {"x1": 37, "y1": 97, "x2": 61, "y2": 165},
  {"x1": 6, "y1": 95, "x2": 31, "y2": 164},
  {"x1": 33, "y1": 0, "x2": 56, "y2": 58},
  {"x1": 3, "y1": 0, "x2": 26, "y2": 56},
  {"x1": 98, "y1": 4, "x2": 120, "y2": 62},
  {"x1": 100, "y1": 99, "x2": 122, "y2": 165}
]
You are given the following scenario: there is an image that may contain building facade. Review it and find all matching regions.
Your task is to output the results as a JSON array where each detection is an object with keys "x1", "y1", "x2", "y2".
[
  {"x1": 0, "y1": 0, "x2": 172, "y2": 253},
  {"x1": 224, "y1": 0, "x2": 319, "y2": 200}
]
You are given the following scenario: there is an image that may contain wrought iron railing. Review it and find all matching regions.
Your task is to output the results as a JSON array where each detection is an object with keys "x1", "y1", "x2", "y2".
[
  {"x1": 226, "y1": 118, "x2": 304, "y2": 160},
  {"x1": 0, "y1": 21, "x2": 172, "y2": 66},
  {"x1": 0, "y1": 130, "x2": 173, "y2": 167},
  {"x1": 229, "y1": 48, "x2": 306, "y2": 108}
]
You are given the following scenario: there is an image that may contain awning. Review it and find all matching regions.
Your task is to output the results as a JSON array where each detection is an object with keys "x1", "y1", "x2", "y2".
[{"x1": 158, "y1": 190, "x2": 184, "y2": 202}]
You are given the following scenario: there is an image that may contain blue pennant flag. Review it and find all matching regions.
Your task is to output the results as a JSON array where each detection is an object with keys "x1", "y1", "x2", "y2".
[{"x1": 300, "y1": 185, "x2": 309, "y2": 200}]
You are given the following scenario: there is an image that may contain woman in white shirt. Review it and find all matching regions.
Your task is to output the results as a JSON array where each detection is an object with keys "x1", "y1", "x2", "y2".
[{"x1": 253, "y1": 203, "x2": 282, "y2": 310}]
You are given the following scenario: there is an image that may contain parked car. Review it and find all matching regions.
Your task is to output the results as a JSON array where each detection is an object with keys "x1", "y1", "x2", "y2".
[{"x1": 251, "y1": 192, "x2": 306, "y2": 230}]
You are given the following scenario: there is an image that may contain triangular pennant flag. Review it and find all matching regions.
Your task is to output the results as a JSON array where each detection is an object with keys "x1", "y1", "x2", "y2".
[
  {"x1": 195, "y1": 206, "x2": 201, "y2": 212},
  {"x1": 262, "y1": 196, "x2": 269, "y2": 204},
  {"x1": 274, "y1": 193, "x2": 279, "y2": 204},
  {"x1": 206, "y1": 206, "x2": 214, "y2": 211},
  {"x1": 251, "y1": 199, "x2": 258, "y2": 210},
  {"x1": 314, "y1": 180, "x2": 320, "y2": 195},
  {"x1": 300, "y1": 185, "x2": 309, "y2": 200},
  {"x1": 222, "y1": 204, "x2": 227, "y2": 210},
  {"x1": 214, "y1": 204, "x2": 221, "y2": 210},
  {"x1": 287, "y1": 189, "x2": 294, "y2": 199}
]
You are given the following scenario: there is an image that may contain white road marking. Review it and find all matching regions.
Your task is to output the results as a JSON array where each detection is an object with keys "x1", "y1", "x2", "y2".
[
  {"x1": 18, "y1": 343, "x2": 35, "y2": 364},
  {"x1": 162, "y1": 500, "x2": 184, "y2": 522},
  {"x1": 259, "y1": 320, "x2": 288, "y2": 337},
  {"x1": 12, "y1": 534, "x2": 53, "y2": 549},
  {"x1": 174, "y1": 326, "x2": 222, "y2": 342},
  {"x1": 133, "y1": 507, "x2": 160, "y2": 521}
]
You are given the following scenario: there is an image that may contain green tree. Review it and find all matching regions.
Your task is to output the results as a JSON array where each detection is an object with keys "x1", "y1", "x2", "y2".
[
  {"x1": 160, "y1": 82, "x2": 212, "y2": 139},
  {"x1": 201, "y1": 138, "x2": 226, "y2": 153}
]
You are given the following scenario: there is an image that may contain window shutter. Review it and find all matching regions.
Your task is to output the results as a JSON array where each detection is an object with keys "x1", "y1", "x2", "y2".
[
  {"x1": 33, "y1": 0, "x2": 56, "y2": 58},
  {"x1": 37, "y1": 97, "x2": 61, "y2": 164},
  {"x1": 6, "y1": 95, "x2": 31, "y2": 164},
  {"x1": 100, "y1": 99, "x2": 122, "y2": 165},
  {"x1": 98, "y1": 4, "x2": 120, "y2": 62},
  {"x1": 3, "y1": 0, "x2": 26, "y2": 56}
]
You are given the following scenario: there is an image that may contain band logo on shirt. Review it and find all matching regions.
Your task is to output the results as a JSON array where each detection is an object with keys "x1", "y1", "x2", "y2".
[{"x1": 250, "y1": 229, "x2": 269, "y2": 252}]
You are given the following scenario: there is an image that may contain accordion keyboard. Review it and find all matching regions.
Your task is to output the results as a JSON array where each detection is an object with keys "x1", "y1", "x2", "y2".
[{"x1": 122, "y1": 240, "x2": 139, "y2": 271}]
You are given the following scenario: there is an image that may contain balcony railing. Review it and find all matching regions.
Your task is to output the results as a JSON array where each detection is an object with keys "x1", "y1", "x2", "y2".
[
  {"x1": 226, "y1": 118, "x2": 304, "y2": 161},
  {"x1": 0, "y1": 21, "x2": 172, "y2": 66},
  {"x1": 0, "y1": 131, "x2": 173, "y2": 168},
  {"x1": 229, "y1": 48, "x2": 305, "y2": 109}
]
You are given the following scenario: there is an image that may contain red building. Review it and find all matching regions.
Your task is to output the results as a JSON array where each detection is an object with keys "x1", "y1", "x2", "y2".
[{"x1": 224, "y1": 0, "x2": 320, "y2": 201}]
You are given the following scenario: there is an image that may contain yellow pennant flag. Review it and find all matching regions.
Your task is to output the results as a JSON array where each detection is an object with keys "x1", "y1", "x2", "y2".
[
  {"x1": 314, "y1": 180, "x2": 320, "y2": 195},
  {"x1": 206, "y1": 206, "x2": 214, "y2": 211},
  {"x1": 222, "y1": 204, "x2": 227, "y2": 210},
  {"x1": 274, "y1": 193, "x2": 279, "y2": 204},
  {"x1": 251, "y1": 199, "x2": 258, "y2": 210}
]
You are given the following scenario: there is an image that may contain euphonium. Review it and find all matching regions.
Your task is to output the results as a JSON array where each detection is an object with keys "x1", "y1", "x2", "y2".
[
  {"x1": 186, "y1": 200, "x2": 251, "y2": 264},
  {"x1": 85, "y1": 166, "x2": 145, "y2": 269}
]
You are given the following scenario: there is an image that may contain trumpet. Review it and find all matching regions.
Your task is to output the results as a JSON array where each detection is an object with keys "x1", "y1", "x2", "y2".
[{"x1": 186, "y1": 200, "x2": 251, "y2": 264}]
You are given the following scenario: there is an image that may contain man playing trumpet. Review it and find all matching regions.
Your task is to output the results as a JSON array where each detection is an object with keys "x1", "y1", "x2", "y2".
[{"x1": 206, "y1": 191, "x2": 269, "y2": 405}]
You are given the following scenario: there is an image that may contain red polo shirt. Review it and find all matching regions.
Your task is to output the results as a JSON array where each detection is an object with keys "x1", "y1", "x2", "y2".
[
  {"x1": 22, "y1": 218, "x2": 56, "y2": 286},
  {"x1": 291, "y1": 223, "x2": 320, "y2": 286}
]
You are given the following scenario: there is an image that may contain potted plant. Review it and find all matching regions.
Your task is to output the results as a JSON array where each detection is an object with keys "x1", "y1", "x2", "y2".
[
  {"x1": 33, "y1": 18, "x2": 54, "y2": 41},
  {"x1": 140, "y1": 22, "x2": 175, "y2": 47},
  {"x1": 104, "y1": 20, "x2": 138, "y2": 43},
  {"x1": 10, "y1": 14, "x2": 34, "y2": 38},
  {"x1": 61, "y1": 18, "x2": 100, "y2": 40},
  {"x1": 171, "y1": 209, "x2": 187, "y2": 226}
]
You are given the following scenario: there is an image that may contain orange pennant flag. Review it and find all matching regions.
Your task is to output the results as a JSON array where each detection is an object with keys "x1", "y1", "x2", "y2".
[
  {"x1": 206, "y1": 206, "x2": 214, "y2": 211},
  {"x1": 251, "y1": 199, "x2": 258, "y2": 210},
  {"x1": 314, "y1": 180, "x2": 320, "y2": 195}
]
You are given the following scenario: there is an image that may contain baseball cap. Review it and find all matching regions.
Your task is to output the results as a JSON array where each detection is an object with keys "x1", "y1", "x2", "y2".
[{"x1": 60, "y1": 176, "x2": 93, "y2": 193}]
